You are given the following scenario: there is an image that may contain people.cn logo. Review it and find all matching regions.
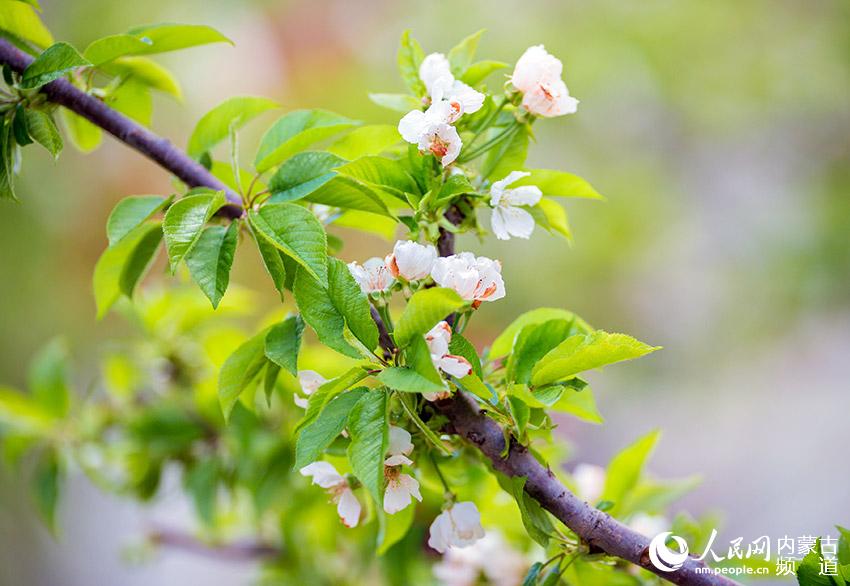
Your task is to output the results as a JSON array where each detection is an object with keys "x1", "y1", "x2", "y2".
[{"x1": 648, "y1": 532, "x2": 690, "y2": 572}]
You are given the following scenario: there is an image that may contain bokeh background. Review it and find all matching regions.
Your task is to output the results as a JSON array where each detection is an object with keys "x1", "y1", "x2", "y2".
[{"x1": 1, "y1": 0, "x2": 848, "y2": 584}]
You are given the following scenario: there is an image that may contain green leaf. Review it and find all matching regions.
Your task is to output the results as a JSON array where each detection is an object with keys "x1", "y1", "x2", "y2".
[
  {"x1": 249, "y1": 203, "x2": 329, "y2": 285},
  {"x1": 268, "y1": 151, "x2": 345, "y2": 202},
  {"x1": 394, "y1": 288, "x2": 465, "y2": 348},
  {"x1": 508, "y1": 394, "x2": 530, "y2": 437},
  {"x1": 406, "y1": 335, "x2": 446, "y2": 386},
  {"x1": 377, "y1": 504, "x2": 415, "y2": 555},
  {"x1": 552, "y1": 387, "x2": 604, "y2": 424},
  {"x1": 334, "y1": 210, "x2": 398, "y2": 241},
  {"x1": 448, "y1": 333, "x2": 482, "y2": 379},
  {"x1": 93, "y1": 221, "x2": 162, "y2": 318},
  {"x1": 28, "y1": 338, "x2": 70, "y2": 418},
  {"x1": 218, "y1": 329, "x2": 270, "y2": 418},
  {"x1": 435, "y1": 173, "x2": 475, "y2": 205},
  {"x1": 368, "y1": 93, "x2": 421, "y2": 113},
  {"x1": 85, "y1": 23, "x2": 232, "y2": 66},
  {"x1": 337, "y1": 155, "x2": 419, "y2": 197},
  {"x1": 510, "y1": 476, "x2": 555, "y2": 547},
  {"x1": 106, "y1": 195, "x2": 168, "y2": 246},
  {"x1": 251, "y1": 226, "x2": 289, "y2": 297},
  {"x1": 522, "y1": 562, "x2": 544, "y2": 586},
  {"x1": 377, "y1": 367, "x2": 445, "y2": 394},
  {"x1": 23, "y1": 109, "x2": 62, "y2": 157},
  {"x1": 797, "y1": 539, "x2": 833, "y2": 586},
  {"x1": 187, "y1": 96, "x2": 278, "y2": 158},
  {"x1": 515, "y1": 169, "x2": 604, "y2": 200},
  {"x1": 483, "y1": 125, "x2": 528, "y2": 181},
  {"x1": 60, "y1": 109, "x2": 102, "y2": 153},
  {"x1": 21, "y1": 42, "x2": 90, "y2": 89},
  {"x1": 107, "y1": 77, "x2": 152, "y2": 125},
  {"x1": 294, "y1": 387, "x2": 367, "y2": 470},
  {"x1": 447, "y1": 29, "x2": 485, "y2": 76},
  {"x1": 185, "y1": 459, "x2": 219, "y2": 527},
  {"x1": 301, "y1": 175, "x2": 394, "y2": 217},
  {"x1": 126, "y1": 23, "x2": 232, "y2": 52},
  {"x1": 0, "y1": 386, "x2": 55, "y2": 434},
  {"x1": 507, "y1": 319, "x2": 578, "y2": 384},
  {"x1": 347, "y1": 390, "x2": 388, "y2": 507},
  {"x1": 0, "y1": 119, "x2": 17, "y2": 201},
  {"x1": 600, "y1": 430, "x2": 660, "y2": 514},
  {"x1": 0, "y1": 1, "x2": 53, "y2": 48},
  {"x1": 12, "y1": 105, "x2": 32, "y2": 146},
  {"x1": 838, "y1": 526, "x2": 850, "y2": 566},
  {"x1": 397, "y1": 30, "x2": 425, "y2": 96},
  {"x1": 531, "y1": 331, "x2": 660, "y2": 387},
  {"x1": 162, "y1": 191, "x2": 226, "y2": 273},
  {"x1": 264, "y1": 315, "x2": 303, "y2": 376},
  {"x1": 101, "y1": 56, "x2": 182, "y2": 99},
  {"x1": 490, "y1": 307, "x2": 593, "y2": 359},
  {"x1": 254, "y1": 109, "x2": 359, "y2": 172},
  {"x1": 327, "y1": 124, "x2": 401, "y2": 160},
  {"x1": 461, "y1": 60, "x2": 508, "y2": 86},
  {"x1": 292, "y1": 259, "x2": 378, "y2": 357},
  {"x1": 32, "y1": 448, "x2": 61, "y2": 532},
  {"x1": 84, "y1": 35, "x2": 153, "y2": 67},
  {"x1": 533, "y1": 198, "x2": 572, "y2": 240},
  {"x1": 185, "y1": 221, "x2": 239, "y2": 309},
  {"x1": 296, "y1": 367, "x2": 370, "y2": 432}
]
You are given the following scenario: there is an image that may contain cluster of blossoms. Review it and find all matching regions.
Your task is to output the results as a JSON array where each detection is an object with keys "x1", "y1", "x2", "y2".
[
  {"x1": 347, "y1": 240, "x2": 506, "y2": 306},
  {"x1": 393, "y1": 45, "x2": 578, "y2": 242},
  {"x1": 297, "y1": 42, "x2": 582, "y2": 568}
]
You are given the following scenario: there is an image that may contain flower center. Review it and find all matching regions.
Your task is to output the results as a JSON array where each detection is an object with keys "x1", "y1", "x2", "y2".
[{"x1": 429, "y1": 135, "x2": 449, "y2": 158}]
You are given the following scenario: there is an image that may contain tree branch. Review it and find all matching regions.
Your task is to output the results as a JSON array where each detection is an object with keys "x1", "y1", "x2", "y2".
[
  {"x1": 0, "y1": 39, "x2": 242, "y2": 219},
  {"x1": 148, "y1": 527, "x2": 280, "y2": 561},
  {"x1": 0, "y1": 38, "x2": 738, "y2": 585}
]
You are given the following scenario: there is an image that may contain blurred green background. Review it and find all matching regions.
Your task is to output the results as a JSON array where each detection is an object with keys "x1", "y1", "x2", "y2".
[{"x1": 1, "y1": 0, "x2": 848, "y2": 584}]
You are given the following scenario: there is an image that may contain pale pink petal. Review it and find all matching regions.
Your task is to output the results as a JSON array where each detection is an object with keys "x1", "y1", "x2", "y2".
[
  {"x1": 504, "y1": 185, "x2": 542, "y2": 207},
  {"x1": 299, "y1": 462, "x2": 344, "y2": 488},
  {"x1": 439, "y1": 355, "x2": 473, "y2": 378},
  {"x1": 384, "y1": 454, "x2": 414, "y2": 467},
  {"x1": 337, "y1": 487, "x2": 361, "y2": 528},
  {"x1": 387, "y1": 425, "x2": 414, "y2": 456},
  {"x1": 298, "y1": 370, "x2": 326, "y2": 395},
  {"x1": 398, "y1": 109, "x2": 428, "y2": 143},
  {"x1": 384, "y1": 474, "x2": 421, "y2": 514},
  {"x1": 499, "y1": 206, "x2": 536, "y2": 239}
]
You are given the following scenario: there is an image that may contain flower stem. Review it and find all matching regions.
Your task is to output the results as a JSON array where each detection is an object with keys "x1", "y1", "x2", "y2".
[
  {"x1": 429, "y1": 451, "x2": 454, "y2": 499},
  {"x1": 458, "y1": 122, "x2": 519, "y2": 163}
]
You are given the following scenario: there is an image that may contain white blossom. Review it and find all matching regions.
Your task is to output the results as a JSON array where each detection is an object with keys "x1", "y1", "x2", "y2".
[
  {"x1": 490, "y1": 171, "x2": 542, "y2": 240},
  {"x1": 419, "y1": 53, "x2": 485, "y2": 122},
  {"x1": 347, "y1": 257, "x2": 394, "y2": 294},
  {"x1": 383, "y1": 426, "x2": 422, "y2": 514},
  {"x1": 629, "y1": 513, "x2": 669, "y2": 538},
  {"x1": 300, "y1": 461, "x2": 361, "y2": 528},
  {"x1": 398, "y1": 101, "x2": 463, "y2": 166},
  {"x1": 430, "y1": 252, "x2": 506, "y2": 305},
  {"x1": 433, "y1": 532, "x2": 529, "y2": 586},
  {"x1": 572, "y1": 463, "x2": 605, "y2": 504},
  {"x1": 385, "y1": 240, "x2": 437, "y2": 281},
  {"x1": 423, "y1": 321, "x2": 472, "y2": 402},
  {"x1": 511, "y1": 45, "x2": 578, "y2": 118},
  {"x1": 294, "y1": 370, "x2": 326, "y2": 409},
  {"x1": 428, "y1": 501, "x2": 485, "y2": 553}
]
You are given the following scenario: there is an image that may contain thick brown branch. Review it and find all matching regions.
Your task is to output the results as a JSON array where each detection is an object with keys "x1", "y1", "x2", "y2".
[
  {"x1": 433, "y1": 210, "x2": 737, "y2": 586},
  {"x1": 0, "y1": 39, "x2": 242, "y2": 219},
  {"x1": 0, "y1": 39, "x2": 738, "y2": 585}
]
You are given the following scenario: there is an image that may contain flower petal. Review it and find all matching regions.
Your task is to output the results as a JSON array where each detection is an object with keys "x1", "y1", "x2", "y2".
[
  {"x1": 504, "y1": 185, "x2": 542, "y2": 207},
  {"x1": 439, "y1": 355, "x2": 473, "y2": 378},
  {"x1": 387, "y1": 425, "x2": 414, "y2": 456},
  {"x1": 300, "y1": 461, "x2": 344, "y2": 488},
  {"x1": 337, "y1": 487, "x2": 362, "y2": 528},
  {"x1": 490, "y1": 207, "x2": 511, "y2": 241},
  {"x1": 499, "y1": 206, "x2": 536, "y2": 240},
  {"x1": 398, "y1": 109, "x2": 428, "y2": 143}
]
